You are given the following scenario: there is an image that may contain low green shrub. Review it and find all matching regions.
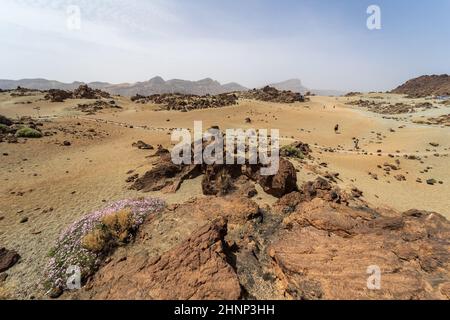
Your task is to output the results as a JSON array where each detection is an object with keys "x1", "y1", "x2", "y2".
[
  {"x1": 15, "y1": 127, "x2": 42, "y2": 138},
  {"x1": 0, "y1": 123, "x2": 9, "y2": 133},
  {"x1": 281, "y1": 145, "x2": 304, "y2": 159}
]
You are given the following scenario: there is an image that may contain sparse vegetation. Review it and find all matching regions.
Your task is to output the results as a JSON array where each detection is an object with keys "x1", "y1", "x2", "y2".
[
  {"x1": 15, "y1": 127, "x2": 42, "y2": 138},
  {"x1": 0, "y1": 124, "x2": 10, "y2": 133},
  {"x1": 81, "y1": 209, "x2": 133, "y2": 252},
  {"x1": 45, "y1": 198, "x2": 165, "y2": 294},
  {"x1": 281, "y1": 145, "x2": 304, "y2": 159}
]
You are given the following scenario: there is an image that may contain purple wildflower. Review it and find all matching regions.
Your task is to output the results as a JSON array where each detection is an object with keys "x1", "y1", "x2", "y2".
[{"x1": 45, "y1": 197, "x2": 165, "y2": 291}]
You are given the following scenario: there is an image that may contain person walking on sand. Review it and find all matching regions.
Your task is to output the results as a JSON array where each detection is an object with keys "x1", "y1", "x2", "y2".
[
  {"x1": 354, "y1": 138, "x2": 360, "y2": 150},
  {"x1": 334, "y1": 124, "x2": 339, "y2": 134}
]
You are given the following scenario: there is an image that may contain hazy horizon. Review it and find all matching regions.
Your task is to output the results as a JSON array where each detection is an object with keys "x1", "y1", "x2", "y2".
[{"x1": 1, "y1": 0, "x2": 450, "y2": 92}]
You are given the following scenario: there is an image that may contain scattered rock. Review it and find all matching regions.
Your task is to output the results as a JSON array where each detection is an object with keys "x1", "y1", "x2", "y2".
[
  {"x1": 125, "y1": 174, "x2": 139, "y2": 183},
  {"x1": 258, "y1": 158, "x2": 297, "y2": 197},
  {"x1": 429, "y1": 142, "x2": 440, "y2": 147},
  {"x1": 0, "y1": 273, "x2": 8, "y2": 282},
  {"x1": 75, "y1": 100, "x2": 121, "y2": 114},
  {"x1": 132, "y1": 141, "x2": 154, "y2": 150},
  {"x1": 241, "y1": 86, "x2": 304, "y2": 103},
  {"x1": 19, "y1": 217, "x2": 29, "y2": 223},
  {"x1": 131, "y1": 92, "x2": 238, "y2": 111},
  {"x1": 0, "y1": 248, "x2": 20, "y2": 272}
]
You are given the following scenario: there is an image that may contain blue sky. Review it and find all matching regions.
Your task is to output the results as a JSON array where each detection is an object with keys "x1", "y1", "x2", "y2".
[{"x1": 1, "y1": 0, "x2": 449, "y2": 91}]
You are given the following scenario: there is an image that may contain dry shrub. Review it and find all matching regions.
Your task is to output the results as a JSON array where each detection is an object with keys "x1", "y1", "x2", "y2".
[
  {"x1": 46, "y1": 198, "x2": 166, "y2": 293},
  {"x1": 81, "y1": 229, "x2": 106, "y2": 253},
  {"x1": 101, "y1": 209, "x2": 133, "y2": 242},
  {"x1": 81, "y1": 209, "x2": 134, "y2": 253}
]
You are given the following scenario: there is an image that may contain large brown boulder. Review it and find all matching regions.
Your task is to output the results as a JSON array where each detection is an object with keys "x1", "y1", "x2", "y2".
[
  {"x1": 81, "y1": 218, "x2": 241, "y2": 300},
  {"x1": 267, "y1": 199, "x2": 450, "y2": 299},
  {"x1": 241, "y1": 86, "x2": 304, "y2": 103},
  {"x1": 258, "y1": 158, "x2": 297, "y2": 197}
]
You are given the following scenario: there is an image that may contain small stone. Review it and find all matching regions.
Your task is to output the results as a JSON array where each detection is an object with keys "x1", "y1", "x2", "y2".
[
  {"x1": 48, "y1": 287, "x2": 63, "y2": 299},
  {"x1": 429, "y1": 142, "x2": 439, "y2": 147},
  {"x1": 19, "y1": 217, "x2": 28, "y2": 223}
]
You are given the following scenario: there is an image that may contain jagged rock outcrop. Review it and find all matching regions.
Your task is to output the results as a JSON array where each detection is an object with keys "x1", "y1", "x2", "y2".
[
  {"x1": 130, "y1": 136, "x2": 297, "y2": 198},
  {"x1": 257, "y1": 158, "x2": 297, "y2": 197},
  {"x1": 0, "y1": 115, "x2": 13, "y2": 126},
  {"x1": 131, "y1": 140, "x2": 154, "y2": 150},
  {"x1": 392, "y1": 74, "x2": 450, "y2": 98},
  {"x1": 44, "y1": 89, "x2": 73, "y2": 102},
  {"x1": 44, "y1": 85, "x2": 111, "y2": 102},
  {"x1": 80, "y1": 218, "x2": 241, "y2": 300},
  {"x1": 267, "y1": 199, "x2": 450, "y2": 299},
  {"x1": 272, "y1": 177, "x2": 350, "y2": 214},
  {"x1": 73, "y1": 84, "x2": 111, "y2": 99},
  {"x1": 131, "y1": 92, "x2": 238, "y2": 111},
  {"x1": 69, "y1": 178, "x2": 450, "y2": 300}
]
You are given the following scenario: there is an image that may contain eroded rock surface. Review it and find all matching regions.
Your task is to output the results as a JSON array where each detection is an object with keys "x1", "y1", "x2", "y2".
[
  {"x1": 81, "y1": 218, "x2": 241, "y2": 300},
  {"x1": 130, "y1": 143, "x2": 297, "y2": 198},
  {"x1": 268, "y1": 199, "x2": 450, "y2": 299}
]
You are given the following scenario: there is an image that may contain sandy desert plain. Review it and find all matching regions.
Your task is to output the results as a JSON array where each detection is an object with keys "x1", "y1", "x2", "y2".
[{"x1": 0, "y1": 86, "x2": 449, "y2": 300}]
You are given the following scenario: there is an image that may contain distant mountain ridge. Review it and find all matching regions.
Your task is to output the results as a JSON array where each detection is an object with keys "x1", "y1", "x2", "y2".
[
  {"x1": 269, "y1": 79, "x2": 345, "y2": 96},
  {"x1": 0, "y1": 77, "x2": 248, "y2": 96},
  {"x1": 391, "y1": 74, "x2": 450, "y2": 98},
  {"x1": 0, "y1": 77, "x2": 345, "y2": 96}
]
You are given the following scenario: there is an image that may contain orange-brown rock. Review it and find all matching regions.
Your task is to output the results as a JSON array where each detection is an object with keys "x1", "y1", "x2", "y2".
[
  {"x1": 272, "y1": 177, "x2": 350, "y2": 214},
  {"x1": 82, "y1": 218, "x2": 241, "y2": 300}
]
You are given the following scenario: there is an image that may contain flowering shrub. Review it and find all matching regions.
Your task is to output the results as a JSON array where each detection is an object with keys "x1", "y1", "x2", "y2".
[{"x1": 45, "y1": 198, "x2": 165, "y2": 292}]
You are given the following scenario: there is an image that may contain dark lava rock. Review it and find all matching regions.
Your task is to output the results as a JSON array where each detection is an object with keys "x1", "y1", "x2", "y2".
[{"x1": 0, "y1": 248, "x2": 20, "y2": 272}]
